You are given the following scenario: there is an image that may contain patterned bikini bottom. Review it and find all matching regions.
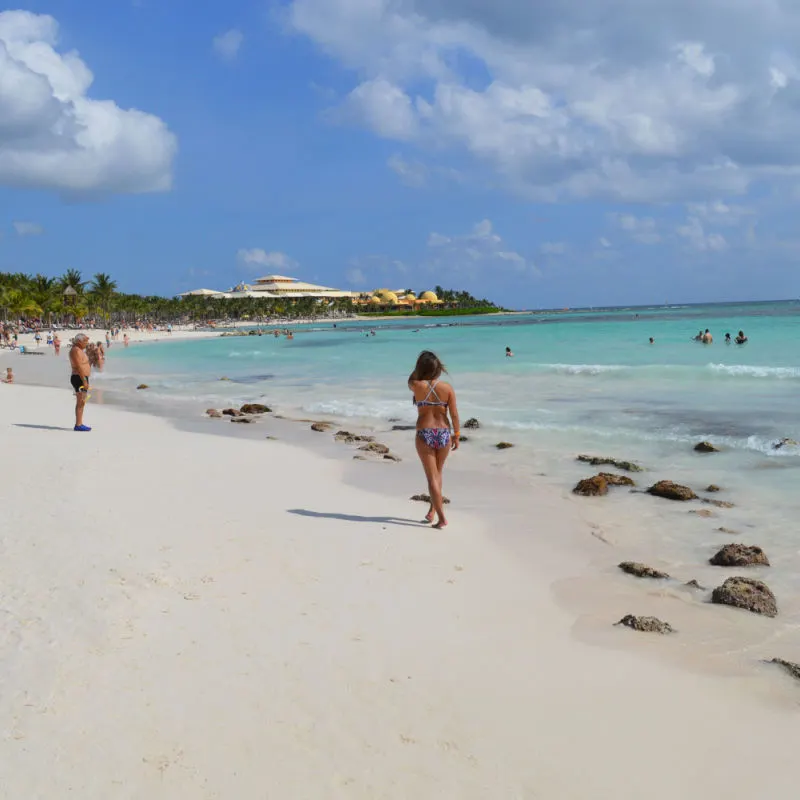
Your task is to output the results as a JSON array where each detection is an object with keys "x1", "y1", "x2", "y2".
[{"x1": 417, "y1": 428, "x2": 452, "y2": 450}]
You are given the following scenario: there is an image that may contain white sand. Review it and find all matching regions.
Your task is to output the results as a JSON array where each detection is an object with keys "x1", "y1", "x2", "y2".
[{"x1": 1, "y1": 384, "x2": 798, "y2": 798}]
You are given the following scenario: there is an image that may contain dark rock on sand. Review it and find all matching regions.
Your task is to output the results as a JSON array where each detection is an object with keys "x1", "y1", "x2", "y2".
[
  {"x1": 496, "y1": 442, "x2": 514, "y2": 449},
  {"x1": 710, "y1": 544, "x2": 770, "y2": 568},
  {"x1": 359, "y1": 442, "x2": 390, "y2": 455},
  {"x1": 690, "y1": 509, "x2": 715, "y2": 517},
  {"x1": 577, "y1": 455, "x2": 643, "y2": 472},
  {"x1": 310, "y1": 422, "x2": 331, "y2": 432},
  {"x1": 464, "y1": 418, "x2": 480, "y2": 429},
  {"x1": 647, "y1": 480, "x2": 697, "y2": 501},
  {"x1": 618, "y1": 562, "x2": 670, "y2": 579},
  {"x1": 335, "y1": 431, "x2": 375, "y2": 444},
  {"x1": 766, "y1": 658, "x2": 800, "y2": 682},
  {"x1": 711, "y1": 577, "x2": 778, "y2": 617},
  {"x1": 391, "y1": 425, "x2": 416, "y2": 431},
  {"x1": 694, "y1": 441, "x2": 720, "y2": 453},
  {"x1": 573, "y1": 476, "x2": 608, "y2": 496},
  {"x1": 706, "y1": 484, "x2": 722, "y2": 493},
  {"x1": 458, "y1": 435, "x2": 469, "y2": 442},
  {"x1": 231, "y1": 416, "x2": 255, "y2": 424},
  {"x1": 703, "y1": 498, "x2": 735, "y2": 509},
  {"x1": 206, "y1": 409, "x2": 222, "y2": 418},
  {"x1": 599, "y1": 472, "x2": 636, "y2": 487},
  {"x1": 136, "y1": 384, "x2": 149, "y2": 390},
  {"x1": 383, "y1": 453, "x2": 402, "y2": 462},
  {"x1": 717, "y1": 527, "x2": 739, "y2": 535},
  {"x1": 685, "y1": 579, "x2": 707, "y2": 590},
  {"x1": 616, "y1": 615, "x2": 674, "y2": 634},
  {"x1": 240, "y1": 403, "x2": 271, "y2": 415},
  {"x1": 411, "y1": 493, "x2": 450, "y2": 505},
  {"x1": 222, "y1": 408, "x2": 243, "y2": 417}
]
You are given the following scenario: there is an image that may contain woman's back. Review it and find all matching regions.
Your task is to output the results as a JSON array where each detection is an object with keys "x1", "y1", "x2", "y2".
[{"x1": 410, "y1": 379, "x2": 452, "y2": 429}]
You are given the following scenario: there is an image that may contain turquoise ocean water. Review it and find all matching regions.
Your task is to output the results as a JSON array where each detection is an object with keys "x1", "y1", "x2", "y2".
[{"x1": 98, "y1": 300, "x2": 800, "y2": 623}]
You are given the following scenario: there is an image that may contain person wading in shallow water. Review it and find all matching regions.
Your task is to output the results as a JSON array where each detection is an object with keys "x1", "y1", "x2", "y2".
[
  {"x1": 408, "y1": 351, "x2": 460, "y2": 529},
  {"x1": 69, "y1": 334, "x2": 92, "y2": 431}
]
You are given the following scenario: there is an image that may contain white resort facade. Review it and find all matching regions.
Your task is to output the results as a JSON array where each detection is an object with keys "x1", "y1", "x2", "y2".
[{"x1": 179, "y1": 276, "x2": 445, "y2": 308}]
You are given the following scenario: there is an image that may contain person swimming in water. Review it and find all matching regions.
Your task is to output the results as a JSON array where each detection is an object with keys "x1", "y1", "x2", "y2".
[
  {"x1": 735, "y1": 330, "x2": 748, "y2": 344},
  {"x1": 505, "y1": 346, "x2": 513, "y2": 357},
  {"x1": 725, "y1": 332, "x2": 731, "y2": 343},
  {"x1": 408, "y1": 351, "x2": 460, "y2": 529},
  {"x1": 702, "y1": 329, "x2": 713, "y2": 344},
  {"x1": 693, "y1": 330, "x2": 704, "y2": 341},
  {"x1": 649, "y1": 337, "x2": 654, "y2": 344}
]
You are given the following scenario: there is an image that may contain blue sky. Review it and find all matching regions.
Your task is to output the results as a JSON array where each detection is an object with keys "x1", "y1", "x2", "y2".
[{"x1": 1, "y1": 1, "x2": 799, "y2": 309}]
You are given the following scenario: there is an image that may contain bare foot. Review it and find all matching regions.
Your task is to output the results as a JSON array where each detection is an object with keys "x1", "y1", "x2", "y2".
[
  {"x1": 432, "y1": 518, "x2": 448, "y2": 529},
  {"x1": 425, "y1": 507, "x2": 435, "y2": 523}
]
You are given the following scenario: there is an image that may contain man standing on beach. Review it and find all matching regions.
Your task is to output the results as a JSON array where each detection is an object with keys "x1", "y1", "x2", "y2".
[{"x1": 69, "y1": 334, "x2": 92, "y2": 432}]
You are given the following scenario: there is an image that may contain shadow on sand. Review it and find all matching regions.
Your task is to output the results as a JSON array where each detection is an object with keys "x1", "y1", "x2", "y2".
[
  {"x1": 288, "y1": 509, "x2": 426, "y2": 528},
  {"x1": 13, "y1": 424, "x2": 74, "y2": 432}
]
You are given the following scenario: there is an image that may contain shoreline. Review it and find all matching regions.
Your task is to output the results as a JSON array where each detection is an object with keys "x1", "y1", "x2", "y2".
[
  {"x1": 2, "y1": 347, "x2": 799, "y2": 794},
  {"x1": 9, "y1": 338, "x2": 800, "y2": 684}
]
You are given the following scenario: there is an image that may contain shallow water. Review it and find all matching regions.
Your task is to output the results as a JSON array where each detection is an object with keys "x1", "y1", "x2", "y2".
[{"x1": 98, "y1": 302, "x2": 800, "y2": 640}]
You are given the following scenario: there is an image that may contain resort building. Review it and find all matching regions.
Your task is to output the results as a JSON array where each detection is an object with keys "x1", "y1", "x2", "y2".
[
  {"x1": 180, "y1": 275, "x2": 356, "y2": 301},
  {"x1": 353, "y1": 289, "x2": 444, "y2": 308}
]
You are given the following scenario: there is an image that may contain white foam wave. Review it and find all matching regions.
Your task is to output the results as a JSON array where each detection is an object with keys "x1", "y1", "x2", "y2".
[
  {"x1": 707, "y1": 364, "x2": 800, "y2": 379},
  {"x1": 541, "y1": 363, "x2": 629, "y2": 375}
]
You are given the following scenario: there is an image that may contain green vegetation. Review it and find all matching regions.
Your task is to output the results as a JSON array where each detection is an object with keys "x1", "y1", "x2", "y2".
[{"x1": 1, "y1": 272, "x2": 502, "y2": 325}]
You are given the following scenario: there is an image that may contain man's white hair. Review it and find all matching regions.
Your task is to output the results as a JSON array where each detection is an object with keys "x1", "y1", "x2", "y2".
[{"x1": 73, "y1": 333, "x2": 89, "y2": 343}]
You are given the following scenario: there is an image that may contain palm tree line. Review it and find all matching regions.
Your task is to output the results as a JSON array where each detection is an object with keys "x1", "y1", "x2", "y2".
[
  {"x1": 0, "y1": 270, "x2": 359, "y2": 327},
  {"x1": 1, "y1": 271, "x2": 500, "y2": 328}
]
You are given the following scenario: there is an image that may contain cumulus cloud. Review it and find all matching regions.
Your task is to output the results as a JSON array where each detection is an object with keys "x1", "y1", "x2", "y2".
[
  {"x1": 345, "y1": 267, "x2": 367, "y2": 286},
  {"x1": 287, "y1": 0, "x2": 800, "y2": 202},
  {"x1": 613, "y1": 213, "x2": 661, "y2": 244},
  {"x1": 387, "y1": 153, "x2": 427, "y2": 187},
  {"x1": 13, "y1": 221, "x2": 43, "y2": 236},
  {"x1": 0, "y1": 10, "x2": 176, "y2": 196},
  {"x1": 237, "y1": 249, "x2": 297, "y2": 271},
  {"x1": 424, "y1": 219, "x2": 532, "y2": 279},
  {"x1": 676, "y1": 216, "x2": 728, "y2": 251},
  {"x1": 213, "y1": 29, "x2": 244, "y2": 61}
]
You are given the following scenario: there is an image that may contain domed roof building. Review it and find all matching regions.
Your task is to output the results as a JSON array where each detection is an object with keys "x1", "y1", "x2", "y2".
[
  {"x1": 419, "y1": 291, "x2": 442, "y2": 303},
  {"x1": 374, "y1": 289, "x2": 399, "y2": 304}
]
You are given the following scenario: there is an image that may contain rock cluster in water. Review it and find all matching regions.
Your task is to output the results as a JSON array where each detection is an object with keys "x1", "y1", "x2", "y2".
[
  {"x1": 577, "y1": 455, "x2": 643, "y2": 472},
  {"x1": 646, "y1": 480, "x2": 698, "y2": 501},
  {"x1": 711, "y1": 577, "x2": 778, "y2": 617},
  {"x1": 709, "y1": 544, "x2": 770, "y2": 568},
  {"x1": 616, "y1": 615, "x2": 674, "y2": 634},
  {"x1": 464, "y1": 418, "x2": 480, "y2": 429},
  {"x1": 573, "y1": 475, "x2": 609, "y2": 496},
  {"x1": 618, "y1": 562, "x2": 670, "y2": 579},
  {"x1": 694, "y1": 441, "x2": 721, "y2": 453},
  {"x1": 766, "y1": 658, "x2": 800, "y2": 682}
]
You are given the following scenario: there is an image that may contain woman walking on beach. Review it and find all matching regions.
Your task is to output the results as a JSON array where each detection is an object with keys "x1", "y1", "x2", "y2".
[{"x1": 408, "y1": 351, "x2": 460, "y2": 528}]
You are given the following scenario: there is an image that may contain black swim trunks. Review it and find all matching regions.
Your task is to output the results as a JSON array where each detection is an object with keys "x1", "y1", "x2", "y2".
[{"x1": 70, "y1": 374, "x2": 88, "y2": 393}]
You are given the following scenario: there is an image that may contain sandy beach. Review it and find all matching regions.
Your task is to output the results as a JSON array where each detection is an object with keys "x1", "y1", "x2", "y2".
[{"x1": 1, "y1": 362, "x2": 799, "y2": 798}]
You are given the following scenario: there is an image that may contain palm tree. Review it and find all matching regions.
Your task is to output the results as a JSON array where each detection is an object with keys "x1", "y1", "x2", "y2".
[
  {"x1": 3, "y1": 289, "x2": 42, "y2": 321},
  {"x1": 89, "y1": 273, "x2": 118, "y2": 325},
  {"x1": 60, "y1": 269, "x2": 86, "y2": 295}
]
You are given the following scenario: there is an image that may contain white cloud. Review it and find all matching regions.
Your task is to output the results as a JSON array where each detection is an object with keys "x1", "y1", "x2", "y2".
[
  {"x1": 599, "y1": 237, "x2": 612, "y2": 248},
  {"x1": 213, "y1": 29, "x2": 243, "y2": 62},
  {"x1": 612, "y1": 213, "x2": 661, "y2": 244},
  {"x1": 237, "y1": 249, "x2": 297, "y2": 271},
  {"x1": 12, "y1": 220, "x2": 43, "y2": 236},
  {"x1": 0, "y1": 11, "x2": 176, "y2": 196},
  {"x1": 676, "y1": 216, "x2": 728, "y2": 251},
  {"x1": 339, "y1": 79, "x2": 417, "y2": 140},
  {"x1": 425, "y1": 219, "x2": 530, "y2": 278},
  {"x1": 387, "y1": 153, "x2": 426, "y2": 187},
  {"x1": 427, "y1": 232, "x2": 450, "y2": 247},
  {"x1": 287, "y1": 0, "x2": 800, "y2": 202}
]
